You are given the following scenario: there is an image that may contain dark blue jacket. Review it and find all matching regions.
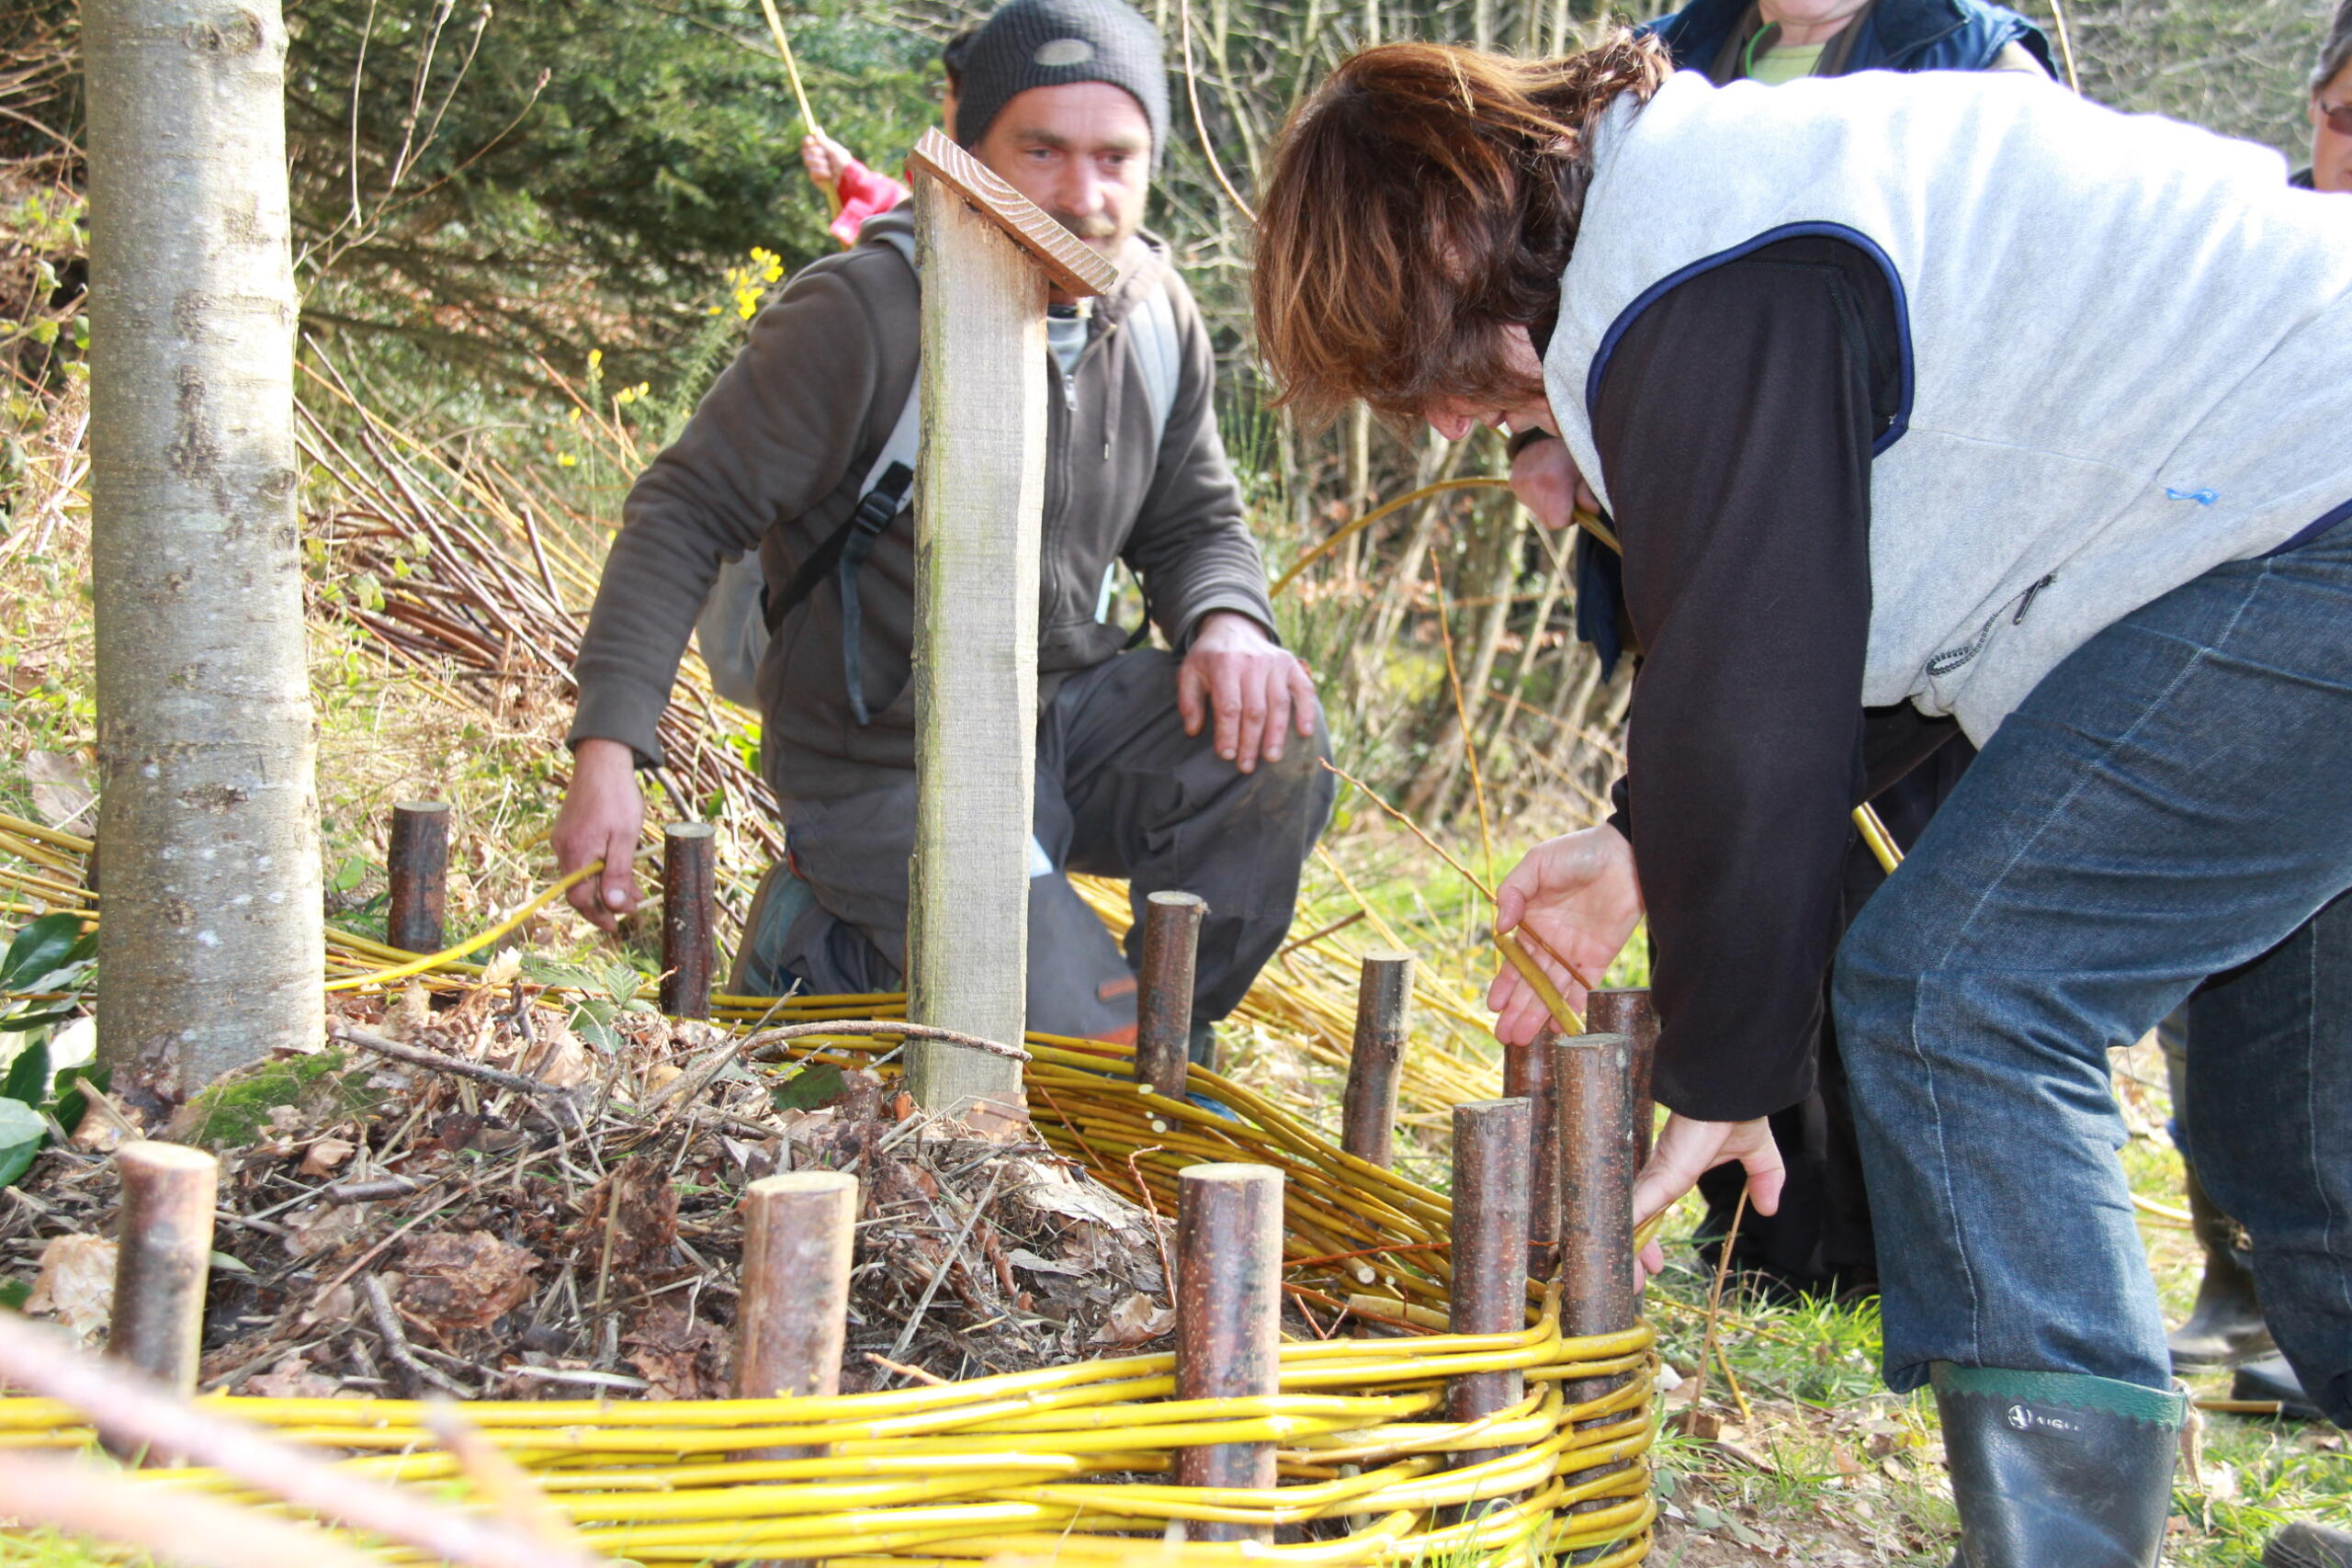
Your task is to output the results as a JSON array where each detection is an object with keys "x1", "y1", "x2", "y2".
[
  {"x1": 1645, "y1": 0, "x2": 2052, "y2": 79},
  {"x1": 1573, "y1": 0, "x2": 2054, "y2": 673}
]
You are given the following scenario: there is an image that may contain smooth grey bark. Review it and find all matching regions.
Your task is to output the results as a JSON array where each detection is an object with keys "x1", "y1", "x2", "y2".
[{"x1": 85, "y1": 0, "x2": 322, "y2": 1095}]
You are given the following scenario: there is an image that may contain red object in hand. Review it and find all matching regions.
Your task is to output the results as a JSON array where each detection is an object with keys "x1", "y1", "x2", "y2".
[{"x1": 830, "y1": 155, "x2": 912, "y2": 246}]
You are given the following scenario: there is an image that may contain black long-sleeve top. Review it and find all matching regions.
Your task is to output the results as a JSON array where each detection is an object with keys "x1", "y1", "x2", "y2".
[{"x1": 1589, "y1": 234, "x2": 1961, "y2": 1122}]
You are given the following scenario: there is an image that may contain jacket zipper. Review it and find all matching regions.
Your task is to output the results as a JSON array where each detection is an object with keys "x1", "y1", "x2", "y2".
[{"x1": 1926, "y1": 573, "x2": 2056, "y2": 679}]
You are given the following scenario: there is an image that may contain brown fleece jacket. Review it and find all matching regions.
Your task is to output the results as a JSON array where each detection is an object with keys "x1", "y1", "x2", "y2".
[{"x1": 568, "y1": 209, "x2": 1274, "y2": 804}]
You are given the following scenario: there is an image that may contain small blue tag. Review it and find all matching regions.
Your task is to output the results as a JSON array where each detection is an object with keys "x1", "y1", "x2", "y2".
[{"x1": 2165, "y1": 486, "x2": 2219, "y2": 506}]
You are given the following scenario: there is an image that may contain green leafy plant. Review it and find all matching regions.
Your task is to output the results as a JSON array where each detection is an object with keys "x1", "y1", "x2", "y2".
[{"x1": 0, "y1": 913, "x2": 106, "y2": 1187}]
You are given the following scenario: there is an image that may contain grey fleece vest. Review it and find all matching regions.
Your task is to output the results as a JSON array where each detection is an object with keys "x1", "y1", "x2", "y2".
[{"x1": 1545, "y1": 70, "x2": 2352, "y2": 741}]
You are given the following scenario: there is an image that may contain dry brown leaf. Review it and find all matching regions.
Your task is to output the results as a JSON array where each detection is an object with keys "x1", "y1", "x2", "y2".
[
  {"x1": 27, "y1": 1235, "x2": 116, "y2": 1343},
  {"x1": 300, "y1": 1136, "x2": 356, "y2": 1176},
  {"x1": 1089, "y1": 1292, "x2": 1173, "y2": 1348},
  {"x1": 23, "y1": 750, "x2": 93, "y2": 829},
  {"x1": 283, "y1": 1203, "x2": 367, "y2": 1260},
  {"x1": 622, "y1": 1302, "x2": 725, "y2": 1400},
  {"x1": 299, "y1": 1280, "x2": 357, "y2": 1327},
  {"x1": 519, "y1": 1017, "x2": 593, "y2": 1089},
  {"x1": 397, "y1": 1231, "x2": 540, "y2": 1332},
  {"x1": 245, "y1": 1355, "x2": 342, "y2": 1399}
]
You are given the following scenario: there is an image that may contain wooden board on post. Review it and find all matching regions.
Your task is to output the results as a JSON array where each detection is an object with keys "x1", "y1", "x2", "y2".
[{"x1": 901, "y1": 129, "x2": 1117, "y2": 1133}]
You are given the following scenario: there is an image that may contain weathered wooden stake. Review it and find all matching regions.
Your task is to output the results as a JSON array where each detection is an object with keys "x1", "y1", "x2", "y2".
[
  {"x1": 1503, "y1": 1029, "x2": 1562, "y2": 1280},
  {"x1": 659, "y1": 823, "x2": 716, "y2": 1020},
  {"x1": 1340, "y1": 952, "x2": 1412, "y2": 1168},
  {"x1": 1135, "y1": 890, "x2": 1204, "y2": 1099},
  {"x1": 385, "y1": 801, "x2": 450, "y2": 955},
  {"x1": 1448, "y1": 1098, "x2": 1532, "y2": 1472},
  {"x1": 734, "y1": 1172, "x2": 857, "y2": 1448},
  {"x1": 107, "y1": 1142, "x2": 218, "y2": 1393},
  {"x1": 1555, "y1": 1032, "x2": 1639, "y2": 1556},
  {"x1": 900, "y1": 130, "x2": 1117, "y2": 1132},
  {"x1": 1584, "y1": 988, "x2": 1657, "y2": 1165},
  {"x1": 1176, "y1": 1163, "x2": 1283, "y2": 1541}
]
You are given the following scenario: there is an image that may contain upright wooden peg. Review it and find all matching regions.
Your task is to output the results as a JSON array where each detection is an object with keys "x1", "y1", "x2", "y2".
[
  {"x1": 1135, "y1": 890, "x2": 1205, "y2": 1099},
  {"x1": 385, "y1": 801, "x2": 450, "y2": 955},
  {"x1": 660, "y1": 823, "x2": 716, "y2": 1020},
  {"x1": 1585, "y1": 988, "x2": 1657, "y2": 1164},
  {"x1": 899, "y1": 128, "x2": 1116, "y2": 1131},
  {"x1": 1341, "y1": 952, "x2": 1412, "y2": 1168},
  {"x1": 1504, "y1": 1029, "x2": 1563, "y2": 1280},
  {"x1": 734, "y1": 1172, "x2": 857, "y2": 1449},
  {"x1": 107, "y1": 1142, "x2": 218, "y2": 1393},
  {"x1": 1449, "y1": 1098, "x2": 1532, "y2": 1472},
  {"x1": 1176, "y1": 1163, "x2": 1283, "y2": 1541}
]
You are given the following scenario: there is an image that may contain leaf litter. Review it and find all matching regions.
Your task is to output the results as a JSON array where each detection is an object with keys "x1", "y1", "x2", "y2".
[{"x1": 2, "y1": 976, "x2": 1174, "y2": 1400}]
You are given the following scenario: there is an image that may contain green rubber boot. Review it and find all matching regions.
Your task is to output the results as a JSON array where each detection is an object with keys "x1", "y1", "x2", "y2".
[{"x1": 1933, "y1": 1365, "x2": 2188, "y2": 1568}]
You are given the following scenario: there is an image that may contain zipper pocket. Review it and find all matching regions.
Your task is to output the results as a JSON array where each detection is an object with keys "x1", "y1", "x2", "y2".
[{"x1": 1926, "y1": 573, "x2": 2056, "y2": 679}]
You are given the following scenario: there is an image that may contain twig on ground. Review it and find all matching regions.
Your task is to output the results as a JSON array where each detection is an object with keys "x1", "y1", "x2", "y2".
[{"x1": 362, "y1": 1272, "x2": 474, "y2": 1398}]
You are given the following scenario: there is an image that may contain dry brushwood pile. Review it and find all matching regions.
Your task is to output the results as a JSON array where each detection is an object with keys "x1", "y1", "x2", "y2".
[
  {"x1": 0, "y1": 964, "x2": 1661, "y2": 1563},
  {"x1": 5, "y1": 983, "x2": 1176, "y2": 1402}
]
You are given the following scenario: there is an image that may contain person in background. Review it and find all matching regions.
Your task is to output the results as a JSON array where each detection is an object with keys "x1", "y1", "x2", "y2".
[
  {"x1": 797, "y1": 30, "x2": 975, "y2": 247},
  {"x1": 1506, "y1": 0, "x2": 2050, "y2": 1303},
  {"x1": 2300, "y1": 0, "x2": 2352, "y2": 193}
]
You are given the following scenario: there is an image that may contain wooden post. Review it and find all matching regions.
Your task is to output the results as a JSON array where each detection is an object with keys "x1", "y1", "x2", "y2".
[
  {"x1": 1503, "y1": 1029, "x2": 1562, "y2": 1280},
  {"x1": 733, "y1": 1172, "x2": 857, "y2": 1446},
  {"x1": 384, "y1": 802, "x2": 449, "y2": 955},
  {"x1": 1555, "y1": 1033, "x2": 1637, "y2": 1379},
  {"x1": 1584, "y1": 989, "x2": 1657, "y2": 1166},
  {"x1": 1555, "y1": 1032, "x2": 1639, "y2": 1556},
  {"x1": 1176, "y1": 1163, "x2": 1283, "y2": 1541},
  {"x1": 1448, "y1": 1098, "x2": 1531, "y2": 1472},
  {"x1": 659, "y1": 823, "x2": 715, "y2": 1021},
  {"x1": 107, "y1": 1142, "x2": 217, "y2": 1393},
  {"x1": 1340, "y1": 952, "x2": 1411, "y2": 1168},
  {"x1": 1135, "y1": 891, "x2": 1204, "y2": 1099},
  {"x1": 899, "y1": 129, "x2": 1119, "y2": 1132}
]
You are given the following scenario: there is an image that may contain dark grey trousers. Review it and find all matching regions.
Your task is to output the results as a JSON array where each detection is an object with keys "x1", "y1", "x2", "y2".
[{"x1": 729, "y1": 649, "x2": 1335, "y2": 1040}]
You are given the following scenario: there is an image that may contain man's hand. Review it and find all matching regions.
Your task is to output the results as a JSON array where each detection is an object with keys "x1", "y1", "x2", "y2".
[
  {"x1": 800, "y1": 131, "x2": 851, "y2": 190},
  {"x1": 1177, "y1": 610, "x2": 1319, "y2": 774},
  {"x1": 1632, "y1": 1114, "x2": 1786, "y2": 1280},
  {"x1": 551, "y1": 738, "x2": 644, "y2": 933},
  {"x1": 1508, "y1": 435, "x2": 1600, "y2": 532},
  {"x1": 1487, "y1": 825, "x2": 1644, "y2": 1045}
]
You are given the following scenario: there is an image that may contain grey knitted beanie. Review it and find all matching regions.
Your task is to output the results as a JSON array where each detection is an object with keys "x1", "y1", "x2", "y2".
[{"x1": 953, "y1": 0, "x2": 1170, "y2": 166}]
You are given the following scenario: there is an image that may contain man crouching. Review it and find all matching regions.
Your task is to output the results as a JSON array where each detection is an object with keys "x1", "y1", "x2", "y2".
[{"x1": 553, "y1": 0, "x2": 1332, "y2": 1052}]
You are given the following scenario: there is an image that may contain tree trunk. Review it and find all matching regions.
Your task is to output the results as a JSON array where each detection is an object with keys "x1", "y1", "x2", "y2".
[{"x1": 85, "y1": 0, "x2": 322, "y2": 1097}]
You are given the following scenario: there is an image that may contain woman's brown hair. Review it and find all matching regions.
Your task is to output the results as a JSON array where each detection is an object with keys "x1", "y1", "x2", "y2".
[{"x1": 1252, "y1": 34, "x2": 1670, "y2": 431}]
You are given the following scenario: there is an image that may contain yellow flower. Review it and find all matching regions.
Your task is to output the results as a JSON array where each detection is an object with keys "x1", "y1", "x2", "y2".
[
  {"x1": 587, "y1": 348, "x2": 604, "y2": 374},
  {"x1": 558, "y1": 453, "x2": 578, "y2": 468}
]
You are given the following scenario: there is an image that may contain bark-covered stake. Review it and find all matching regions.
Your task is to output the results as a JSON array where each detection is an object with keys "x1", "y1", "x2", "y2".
[
  {"x1": 1176, "y1": 1162, "x2": 1283, "y2": 1542},
  {"x1": 1584, "y1": 988, "x2": 1658, "y2": 1165},
  {"x1": 660, "y1": 823, "x2": 716, "y2": 1020},
  {"x1": 1449, "y1": 1098, "x2": 1532, "y2": 1472},
  {"x1": 900, "y1": 130, "x2": 1117, "y2": 1132},
  {"x1": 1135, "y1": 890, "x2": 1206, "y2": 1099},
  {"x1": 107, "y1": 1141, "x2": 219, "y2": 1393},
  {"x1": 1503, "y1": 1028, "x2": 1562, "y2": 1280},
  {"x1": 734, "y1": 1171, "x2": 857, "y2": 1464},
  {"x1": 385, "y1": 802, "x2": 451, "y2": 955},
  {"x1": 1555, "y1": 1032, "x2": 1639, "y2": 1553},
  {"x1": 1340, "y1": 951, "x2": 1412, "y2": 1168}
]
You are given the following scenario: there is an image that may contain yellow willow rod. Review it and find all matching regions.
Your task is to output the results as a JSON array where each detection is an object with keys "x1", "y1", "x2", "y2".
[
  {"x1": 1853, "y1": 802, "x2": 1904, "y2": 875},
  {"x1": 1269, "y1": 478, "x2": 1509, "y2": 598},
  {"x1": 322, "y1": 862, "x2": 602, "y2": 992}
]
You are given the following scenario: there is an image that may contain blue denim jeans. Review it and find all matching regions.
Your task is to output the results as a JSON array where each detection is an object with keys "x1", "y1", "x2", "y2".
[{"x1": 1833, "y1": 520, "x2": 2352, "y2": 1426}]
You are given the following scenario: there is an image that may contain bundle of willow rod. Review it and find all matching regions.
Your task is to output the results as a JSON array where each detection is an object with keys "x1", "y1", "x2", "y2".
[{"x1": 0, "y1": 1039, "x2": 1657, "y2": 1565}]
